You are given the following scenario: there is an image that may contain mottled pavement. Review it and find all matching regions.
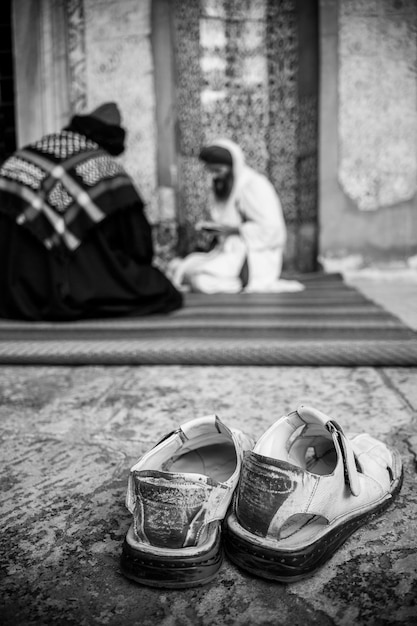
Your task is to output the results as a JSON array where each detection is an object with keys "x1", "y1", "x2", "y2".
[{"x1": 1, "y1": 273, "x2": 417, "y2": 625}]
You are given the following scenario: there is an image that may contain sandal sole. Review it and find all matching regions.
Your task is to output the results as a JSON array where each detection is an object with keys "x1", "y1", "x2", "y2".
[
  {"x1": 224, "y1": 469, "x2": 403, "y2": 583},
  {"x1": 120, "y1": 530, "x2": 223, "y2": 589}
]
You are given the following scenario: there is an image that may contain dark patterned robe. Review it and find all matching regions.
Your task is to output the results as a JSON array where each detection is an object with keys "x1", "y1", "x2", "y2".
[{"x1": 0, "y1": 117, "x2": 182, "y2": 320}]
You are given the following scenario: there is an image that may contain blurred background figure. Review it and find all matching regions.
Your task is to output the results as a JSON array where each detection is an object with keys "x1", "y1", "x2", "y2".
[
  {"x1": 0, "y1": 102, "x2": 182, "y2": 320},
  {"x1": 169, "y1": 139, "x2": 304, "y2": 293}
]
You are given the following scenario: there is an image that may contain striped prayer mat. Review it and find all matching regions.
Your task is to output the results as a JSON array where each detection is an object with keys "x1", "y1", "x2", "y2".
[{"x1": 0, "y1": 273, "x2": 416, "y2": 365}]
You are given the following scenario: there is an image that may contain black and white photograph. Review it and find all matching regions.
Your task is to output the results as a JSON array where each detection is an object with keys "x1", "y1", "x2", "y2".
[{"x1": 0, "y1": 1, "x2": 416, "y2": 624}]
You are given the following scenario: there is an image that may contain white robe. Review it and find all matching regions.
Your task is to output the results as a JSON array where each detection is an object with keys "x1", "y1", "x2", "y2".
[{"x1": 171, "y1": 139, "x2": 304, "y2": 294}]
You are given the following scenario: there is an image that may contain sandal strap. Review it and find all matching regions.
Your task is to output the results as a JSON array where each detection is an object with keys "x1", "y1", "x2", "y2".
[
  {"x1": 297, "y1": 406, "x2": 361, "y2": 496},
  {"x1": 130, "y1": 470, "x2": 215, "y2": 548},
  {"x1": 327, "y1": 420, "x2": 361, "y2": 496}
]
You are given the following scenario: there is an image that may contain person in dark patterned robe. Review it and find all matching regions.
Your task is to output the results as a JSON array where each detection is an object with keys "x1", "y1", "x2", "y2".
[{"x1": 0, "y1": 103, "x2": 182, "y2": 320}]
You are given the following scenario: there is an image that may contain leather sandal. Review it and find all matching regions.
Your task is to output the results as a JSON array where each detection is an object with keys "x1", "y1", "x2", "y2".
[
  {"x1": 224, "y1": 405, "x2": 403, "y2": 582},
  {"x1": 120, "y1": 414, "x2": 253, "y2": 588}
]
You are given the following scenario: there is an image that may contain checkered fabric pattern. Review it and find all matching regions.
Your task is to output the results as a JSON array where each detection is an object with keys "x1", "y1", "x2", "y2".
[{"x1": 0, "y1": 131, "x2": 138, "y2": 251}]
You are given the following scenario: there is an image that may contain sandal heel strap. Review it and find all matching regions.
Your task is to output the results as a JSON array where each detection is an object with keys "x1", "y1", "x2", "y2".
[
  {"x1": 131, "y1": 471, "x2": 213, "y2": 548},
  {"x1": 235, "y1": 451, "x2": 317, "y2": 538}
]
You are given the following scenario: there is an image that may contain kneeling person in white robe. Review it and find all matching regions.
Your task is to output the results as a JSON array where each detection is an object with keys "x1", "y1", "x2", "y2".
[{"x1": 171, "y1": 139, "x2": 304, "y2": 293}]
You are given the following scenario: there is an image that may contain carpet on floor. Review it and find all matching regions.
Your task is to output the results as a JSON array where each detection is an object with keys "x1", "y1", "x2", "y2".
[{"x1": 0, "y1": 273, "x2": 416, "y2": 365}]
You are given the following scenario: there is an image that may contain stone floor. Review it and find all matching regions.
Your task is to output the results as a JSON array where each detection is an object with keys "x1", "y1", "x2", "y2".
[
  {"x1": 345, "y1": 268, "x2": 417, "y2": 332},
  {"x1": 1, "y1": 270, "x2": 417, "y2": 625}
]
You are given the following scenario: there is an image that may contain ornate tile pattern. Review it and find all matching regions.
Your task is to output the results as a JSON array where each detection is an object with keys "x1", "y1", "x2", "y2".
[
  {"x1": 171, "y1": 0, "x2": 207, "y2": 258},
  {"x1": 297, "y1": 95, "x2": 319, "y2": 224},
  {"x1": 266, "y1": 0, "x2": 300, "y2": 225},
  {"x1": 338, "y1": 0, "x2": 417, "y2": 210},
  {"x1": 173, "y1": 0, "x2": 204, "y2": 159},
  {"x1": 200, "y1": 2, "x2": 269, "y2": 174}
]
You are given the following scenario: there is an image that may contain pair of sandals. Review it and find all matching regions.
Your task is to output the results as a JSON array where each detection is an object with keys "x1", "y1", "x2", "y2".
[{"x1": 120, "y1": 406, "x2": 403, "y2": 588}]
